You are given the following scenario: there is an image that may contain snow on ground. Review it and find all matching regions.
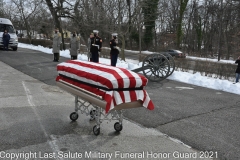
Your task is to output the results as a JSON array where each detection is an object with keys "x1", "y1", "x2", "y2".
[{"x1": 18, "y1": 43, "x2": 240, "y2": 95}]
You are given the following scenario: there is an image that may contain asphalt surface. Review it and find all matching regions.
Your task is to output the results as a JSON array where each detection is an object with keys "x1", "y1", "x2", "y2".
[{"x1": 0, "y1": 47, "x2": 239, "y2": 160}]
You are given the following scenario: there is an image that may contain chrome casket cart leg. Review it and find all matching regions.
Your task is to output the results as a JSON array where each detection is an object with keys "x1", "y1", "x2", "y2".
[
  {"x1": 69, "y1": 96, "x2": 79, "y2": 121},
  {"x1": 93, "y1": 107, "x2": 101, "y2": 136},
  {"x1": 68, "y1": 96, "x2": 125, "y2": 136},
  {"x1": 112, "y1": 110, "x2": 123, "y2": 132},
  {"x1": 70, "y1": 96, "x2": 93, "y2": 121},
  {"x1": 92, "y1": 108, "x2": 124, "y2": 135}
]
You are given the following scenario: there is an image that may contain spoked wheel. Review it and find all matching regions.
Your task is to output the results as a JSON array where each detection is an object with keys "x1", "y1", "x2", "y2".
[
  {"x1": 161, "y1": 53, "x2": 175, "y2": 76},
  {"x1": 93, "y1": 125, "x2": 100, "y2": 136},
  {"x1": 90, "y1": 110, "x2": 96, "y2": 121},
  {"x1": 70, "y1": 112, "x2": 79, "y2": 121},
  {"x1": 114, "y1": 122, "x2": 123, "y2": 132},
  {"x1": 142, "y1": 54, "x2": 170, "y2": 82}
]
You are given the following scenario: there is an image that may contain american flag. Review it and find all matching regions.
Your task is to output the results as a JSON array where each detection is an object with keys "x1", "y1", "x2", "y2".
[{"x1": 56, "y1": 60, "x2": 154, "y2": 113}]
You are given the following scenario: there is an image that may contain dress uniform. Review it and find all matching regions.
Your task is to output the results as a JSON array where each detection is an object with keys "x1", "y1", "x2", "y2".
[
  {"x1": 90, "y1": 30, "x2": 102, "y2": 63},
  {"x1": 52, "y1": 29, "x2": 61, "y2": 62},
  {"x1": 109, "y1": 33, "x2": 119, "y2": 66}
]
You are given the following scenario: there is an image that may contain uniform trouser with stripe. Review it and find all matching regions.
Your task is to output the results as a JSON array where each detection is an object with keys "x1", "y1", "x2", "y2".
[
  {"x1": 91, "y1": 51, "x2": 99, "y2": 63},
  {"x1": 236, "y1": 73, "x2": 240, "y2": 83},
  {"x1": 71, "y1": 55, "x2": 77, "y2": 60},
  {"x1": 111, "y1": 53, "x2": 118, "y2": 66}
]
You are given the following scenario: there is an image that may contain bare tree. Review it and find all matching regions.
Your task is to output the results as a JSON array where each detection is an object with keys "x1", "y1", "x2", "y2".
[
  {"x1": 10, "y1": 0, "x2": 44, "y2": 43},
  {"x1": 176, "y1": 0, "x2": 189, "y2": 49},
  {"x1": 45, "y1": 0, "x2": 80, "y2": 49},
  {"x1": 4, "y1": 0, "x2": 240, "y2": 60}
]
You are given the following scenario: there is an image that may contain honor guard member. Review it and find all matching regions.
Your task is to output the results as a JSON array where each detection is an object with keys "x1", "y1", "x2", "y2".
[
  {"x1": 109, "y1": 33, "x2": 119, "y2": 66},
  {"x1": 52, "y1": 28, "x2": 61, "y2": 62},
  {"x1": 90, "y1": 30, "x2": 102, "y2": 63}
]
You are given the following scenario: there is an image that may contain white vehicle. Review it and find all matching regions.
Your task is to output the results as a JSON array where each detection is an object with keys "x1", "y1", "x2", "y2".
[{"x1": 0, "y1": 18, "x2": 18, "y2": 51}]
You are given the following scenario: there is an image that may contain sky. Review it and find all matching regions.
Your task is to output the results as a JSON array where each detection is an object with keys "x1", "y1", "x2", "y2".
[{"x1": 18, "y1": 43, "x2": 240, "y2": 95}]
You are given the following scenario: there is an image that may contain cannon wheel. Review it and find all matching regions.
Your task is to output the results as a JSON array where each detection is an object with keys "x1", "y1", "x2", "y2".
[
  {"x1": 142, "y1": 54, "x2": 170, "y2": 82},
  {"x1": 160, "y1": 53, "x2": 175, "y2": 76}
]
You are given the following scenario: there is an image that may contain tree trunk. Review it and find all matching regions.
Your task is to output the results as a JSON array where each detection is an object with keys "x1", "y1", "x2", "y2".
[
  {"x1": 177, "y1": 0, "x2": 189, "y2": 49},
  {"x1": 45, "y1": 0, "x2": 64, "y2": 50}
]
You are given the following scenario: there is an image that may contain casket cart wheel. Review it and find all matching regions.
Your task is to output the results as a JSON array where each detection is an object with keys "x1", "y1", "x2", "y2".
[
  {"x1": 114, "y1": 122, "x2": 123, "y2": 132},
  {"x1": 70, "y1": 112, "x2": 79, "y2": 121},
  {"x1": 93, "y1": 125, "x2": 100, "y2": 136},
  {"x1": 90, "y1": 110, "x2": 96, "y2": 121},
  {"x1": 142, "y1": 54, "x2": 171, "y2": 82}
]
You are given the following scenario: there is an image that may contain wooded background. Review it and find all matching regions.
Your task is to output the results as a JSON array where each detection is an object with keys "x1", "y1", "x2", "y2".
[{"x1": 1, "y1": 0, "x2": 240, "y2": 60}]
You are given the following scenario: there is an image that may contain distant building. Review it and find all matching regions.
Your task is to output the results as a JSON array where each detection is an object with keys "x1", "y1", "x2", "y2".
[
  {"x1": 17, "y1": 30, "x2": 38, "y2": 38},
  {"x1": 50, "y1": 29, "x2": 71, "y2": 39},
  {"x1": 63, "y1": 30, "x2": 71, "y2": 38}
]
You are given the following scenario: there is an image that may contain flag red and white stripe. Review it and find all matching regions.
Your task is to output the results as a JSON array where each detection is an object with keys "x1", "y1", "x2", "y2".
[{"x1": 56, "y1": 60, "x2": 154, "y2": 113}]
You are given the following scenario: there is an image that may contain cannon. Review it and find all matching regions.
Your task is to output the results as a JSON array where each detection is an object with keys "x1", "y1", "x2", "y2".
[{"x1": 131, "y1": 53, "x2": 175, "y2": 82}]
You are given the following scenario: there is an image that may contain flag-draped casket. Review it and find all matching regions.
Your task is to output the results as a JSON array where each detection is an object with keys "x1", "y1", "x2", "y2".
[{"x1": 56, "y1": 60, "x2": 154, "y2": 113}]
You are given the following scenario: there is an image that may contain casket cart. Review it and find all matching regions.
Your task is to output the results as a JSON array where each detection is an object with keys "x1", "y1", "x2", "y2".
[
  {"x1": 56, "y1": 53, "x2": 173, "y2": 135},
  {"x1": 56, "y1": 80, "x2": 147, "y2": 135}
]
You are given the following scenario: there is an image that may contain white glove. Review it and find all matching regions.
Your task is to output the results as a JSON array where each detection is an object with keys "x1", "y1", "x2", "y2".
[{"x1": 116, "y1": 47, "x2": 121, "y2": 51}]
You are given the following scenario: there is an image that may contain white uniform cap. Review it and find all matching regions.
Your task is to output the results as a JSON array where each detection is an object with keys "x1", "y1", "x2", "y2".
[
  {"x1": 93, "y1": 30, "x2": 99, "y2": 33},
  {"x1": 112, "y1": 33, "x2": 118, "y2": 36}
]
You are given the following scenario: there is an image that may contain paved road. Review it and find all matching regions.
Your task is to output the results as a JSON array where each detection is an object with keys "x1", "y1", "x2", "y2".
[
  {"x1": 1, "y1": 58, "x2": 206, "y2": 160},
  {"x1": 1, "y1": 48, "x2": 240, "y2": 160}
]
